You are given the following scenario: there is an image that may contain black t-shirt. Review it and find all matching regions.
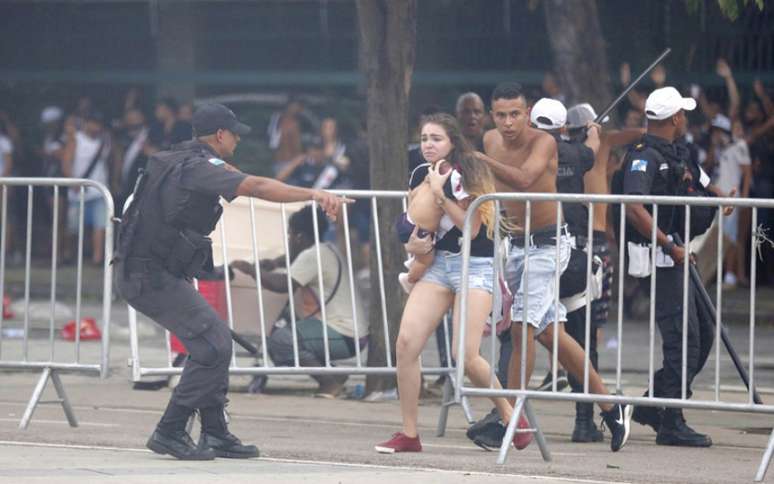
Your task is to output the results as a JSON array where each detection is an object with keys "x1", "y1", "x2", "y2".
[
  {"x1": 177, "y1": 151, "x2": 247, "y2": 202},
  {"x1": 554, "y1": 135, "x2": 595, "y2": 237},
  {"x1": 408, "y1": 163, "x2": 493, "y2": 257},
  {"x1": 408, "y1": 146, "x2": 426, "y2": 175}
]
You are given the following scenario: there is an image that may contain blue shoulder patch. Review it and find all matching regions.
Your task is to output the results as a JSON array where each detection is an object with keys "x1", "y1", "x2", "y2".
[
  {"x1": 630, "y1": 159, "x2": 648, "y2": 172},
  {"x1": 208, "y1": 157, "x2": 225, "y2": 166}
]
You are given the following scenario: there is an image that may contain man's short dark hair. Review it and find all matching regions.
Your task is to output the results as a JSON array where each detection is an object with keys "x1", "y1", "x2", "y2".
[
  {"x1": 491, "y1": 82, "x2": 525, "y2": 105},
  {"x1": 289, "y1": 205, "x2": 329, "y2": 242}
]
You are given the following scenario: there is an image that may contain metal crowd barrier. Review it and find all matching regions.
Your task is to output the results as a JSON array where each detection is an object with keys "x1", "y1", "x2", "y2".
[
  {"x1": 0, "y1": 177, "x2": 114, "y2": 429},
  {"x1": 455, "y1": 192, "x2": 774, "y2": 482},
  {"x1": 126, "y1": 190, "x2": 473, "y2": 434}
]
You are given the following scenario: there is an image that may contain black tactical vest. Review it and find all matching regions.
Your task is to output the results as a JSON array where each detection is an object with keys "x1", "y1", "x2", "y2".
[
  {"x1": 611, "y1": 135, "x2": 682, "y2": 245},
  {"x1": 554, "y1": 134, "x2": 594, "y2": 237},
  {"x1": 115, "y1": 142, "x2": 223, "y2": 277}
]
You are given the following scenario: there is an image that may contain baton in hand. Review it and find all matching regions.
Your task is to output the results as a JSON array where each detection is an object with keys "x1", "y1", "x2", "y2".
[
  {"x1": 595, "y1": 48, "x2": 672, "y2": 124},
  {"x1": 673, "y1": 234, "x2": 763, "y2": 404},
  {"x1": 230, "y1": 329, "x2": 259, "y2": 356}
]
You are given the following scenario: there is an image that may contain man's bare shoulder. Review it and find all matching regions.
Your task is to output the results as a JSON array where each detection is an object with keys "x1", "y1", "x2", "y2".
[
  {"x1": 526, "y1": 127, "x2": 556, "y2": 149},
  {"x1": 483, "y1": 128, "x2": 501, "y2": 153}
]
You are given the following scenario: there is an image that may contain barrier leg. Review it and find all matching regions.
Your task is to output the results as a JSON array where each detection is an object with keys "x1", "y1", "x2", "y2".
[
  {"x1": 497, "y1": 396, "x2": 525, "y2": 464},
  {"x1": 755, "y1": 427, "x2": 774, "y2": 482},
  {"x1": 19, "y1": 368, "x2": 51, "y2": 429},
  {"x1": 127, "y1": 305, "x2": 142, "y2": 382},
  {"x1": 524, "y1": 399, "x2": 551, "y2": 462},
  {"x1": 461, "y1": 395, "x2": 474, "y2": 424},
  {"x1": 19, "y1": 368, "x2": 78, "y2": 429},
  {"x1": 50, "y1": 370, "x2": 78, "y2": 427},
  {"x1": 436, "y1": 376, "x2": 476, "y2": 437},
  {"x1": 436, "y1": 377, "x2": 453, "y2": 437},
  {"x1": 496, "y1": 397, "x2": 551, "y2": 464}
]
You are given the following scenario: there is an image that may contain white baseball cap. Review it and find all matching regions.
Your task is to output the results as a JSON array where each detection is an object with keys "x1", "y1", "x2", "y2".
[
  {"x1": 566, "y1": 102, "x2": 610, "y2": 129},
  {"x1": 711, "y1": 113, "x2": 732, "y2": 133},
  {"x1": 530, "y1": 98, "x2": 567, "y2": 130},
  {"x1": 644, "y1": 87, "x2": 696, "y2": 120},
  {"x1": 40, "y1": 106, "x2": 63, "y2": 124}
]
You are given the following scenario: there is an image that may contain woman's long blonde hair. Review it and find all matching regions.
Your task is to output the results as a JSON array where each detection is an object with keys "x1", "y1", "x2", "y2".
[{"x1": 420, "y1": 113, "x2": 498, "y2": 239}]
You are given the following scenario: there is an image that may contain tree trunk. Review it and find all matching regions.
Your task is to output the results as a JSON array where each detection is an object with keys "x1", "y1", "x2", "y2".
[
  {"x1": 356, "y1": 0, "x2": 416, "y2": 393},
  {"x1": 543, "y1": 0, "x2": 614, "y2": 115}
]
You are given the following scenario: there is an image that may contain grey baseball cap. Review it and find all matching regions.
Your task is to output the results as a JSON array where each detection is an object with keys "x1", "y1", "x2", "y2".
[{"x1": 566, "y1": 103, "x2": 610, "y2": 129}]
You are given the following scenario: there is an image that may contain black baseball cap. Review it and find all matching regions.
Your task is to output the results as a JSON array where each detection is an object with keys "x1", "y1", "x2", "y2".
[{"x1": 192, "y1": 103, "x2": 251, "y2": 137}]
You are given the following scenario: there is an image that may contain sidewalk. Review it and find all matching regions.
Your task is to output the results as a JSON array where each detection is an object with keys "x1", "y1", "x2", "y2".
[{"x1": 0, "y1": 369, "x2": 771, "y2": 484}]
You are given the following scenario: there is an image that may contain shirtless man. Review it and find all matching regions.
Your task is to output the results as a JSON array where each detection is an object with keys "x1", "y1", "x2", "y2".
[{"x1": 477, "y1": 82, "x2": 631, "y2": 452}]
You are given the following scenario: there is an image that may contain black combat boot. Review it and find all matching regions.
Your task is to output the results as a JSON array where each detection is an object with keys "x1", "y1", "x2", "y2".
[
  {"x1": 631, "y1": 391, "x2": 663, "y2": 433},
  {"x1": 198, "y1": 405, "x2": 259, "y2": 458},
  {"x1": 147, "y1": 402, "x2": 216, "y2": 460},
  {"x1": 656, "y1": 409, "x2": 712, "y2": 447},
  {"x1": 571, "y1": 402, "x2": 604, "y2": 443}
]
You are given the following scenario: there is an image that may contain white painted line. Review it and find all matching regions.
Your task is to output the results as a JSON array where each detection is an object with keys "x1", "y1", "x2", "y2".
[
  {"x1": 0, "y1": 440, "x2": 632, "y2": 484},
  {"x1": 0, "y1": 440, "x2": 149, "y2": 453},
  {"x1": 0, "y1": 418, "x2": 119, "y2": 428}
]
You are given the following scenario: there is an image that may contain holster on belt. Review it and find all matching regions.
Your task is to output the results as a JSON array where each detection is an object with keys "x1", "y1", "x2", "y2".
[{"x1": 164, "y1": 228, "x2": 213, "y2": 279}]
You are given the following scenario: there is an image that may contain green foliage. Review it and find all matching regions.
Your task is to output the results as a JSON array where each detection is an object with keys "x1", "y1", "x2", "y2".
[{"x1": 691, "y1": 0, "x2": 767, "y2": 21}]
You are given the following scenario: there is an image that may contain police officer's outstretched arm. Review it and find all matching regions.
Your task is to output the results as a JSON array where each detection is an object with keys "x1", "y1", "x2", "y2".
[
  {"x1": 188, "y1": 103, "x2": 350, "y2": 221},
  {"x1": 235, "y1": 176, "x2": 350, "y2": 221}
]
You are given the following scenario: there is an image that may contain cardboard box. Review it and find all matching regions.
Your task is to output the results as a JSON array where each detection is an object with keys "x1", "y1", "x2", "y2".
[{"x1": 210, "y1": 198, "x2": 305, "y2": 338}]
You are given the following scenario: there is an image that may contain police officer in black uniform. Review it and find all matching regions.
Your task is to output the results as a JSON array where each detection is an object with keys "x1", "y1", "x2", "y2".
[
  {"x1": 530, "y1": 98, "x2": 606, "y2": 443},
  {"x1": 114, "y1": 103, "x2": 347, "y2": 460},
  {"x1": 619, "y1": 87, "x2": 713, "y2": 447}
]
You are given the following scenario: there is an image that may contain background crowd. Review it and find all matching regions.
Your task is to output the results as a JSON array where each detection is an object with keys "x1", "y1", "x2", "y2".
[{"x1": 1, "y1": 58, "x2": 773, "y2": 291}]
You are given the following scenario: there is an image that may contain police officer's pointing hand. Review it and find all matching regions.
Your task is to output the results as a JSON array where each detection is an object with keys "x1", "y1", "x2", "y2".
[{"x1": 312, "y1": 189, "x2": 352, "y2": 222}]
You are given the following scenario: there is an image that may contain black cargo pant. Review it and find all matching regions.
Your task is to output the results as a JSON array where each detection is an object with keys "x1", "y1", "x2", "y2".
[
  {"x1": 115, "y1": 261, "x2": 232, "y2": 410},
  {"x1": 564, "y1": 307, "x2": 599, "y2": 392},
  {"x1": 651, "y1": 265, "x2": 715, "y2": 399}
]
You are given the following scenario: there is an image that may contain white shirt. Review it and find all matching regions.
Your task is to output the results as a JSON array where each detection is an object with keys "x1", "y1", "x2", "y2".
[
  {"x1": 289, "y1": 243, "x2": 367, "y2": 339},
  {"x1": 0, "y1": 135, "x2": 12, "y2": 176},
  {"x1": 69, "y1": 131, "x2": 109, "y2": 201},
  {"x1": 714, "y1": 139, "x2": 751, "y2": 196}
]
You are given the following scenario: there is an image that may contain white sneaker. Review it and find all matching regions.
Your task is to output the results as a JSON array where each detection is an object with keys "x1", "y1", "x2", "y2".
[{"x1": 398, "y1": 273, "x2": 415, "y2": 294}]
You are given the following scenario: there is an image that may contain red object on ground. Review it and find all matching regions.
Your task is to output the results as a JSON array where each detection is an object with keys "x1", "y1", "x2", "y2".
[
  {"x1": 60, "y1": 318, "x2": 102, "y2": 341},
  {"x1": 169, "y1": 280, "x2": 228, "y2": 355},
  {"x1": 2, "y1": 295, "x2": 13, "y2": 319},
  {"x1": 197, "y1": 280, "x2": 228, "y2": 320}
]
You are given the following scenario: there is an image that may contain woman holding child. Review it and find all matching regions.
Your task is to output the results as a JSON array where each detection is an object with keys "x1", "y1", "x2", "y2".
[{"x1": 375, "y1": 113, "x2": 528, "y2": 453}]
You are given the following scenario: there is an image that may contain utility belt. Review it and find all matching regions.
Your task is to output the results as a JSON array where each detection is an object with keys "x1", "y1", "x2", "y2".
[
  {"x1": 573, "y1": 230, "x2": 608, "y2": 251},
  {"x1": 509, "y1": 224, "x2": 569, "y2": 247},
  {"x1": 126, "y1": 228, "x2": 213, "y2": 280}
]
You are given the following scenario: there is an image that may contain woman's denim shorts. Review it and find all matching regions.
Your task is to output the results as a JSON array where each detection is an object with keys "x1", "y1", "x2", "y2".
[{"x1": 420, "y1": 250, "x2": 494, "y2": 294}]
